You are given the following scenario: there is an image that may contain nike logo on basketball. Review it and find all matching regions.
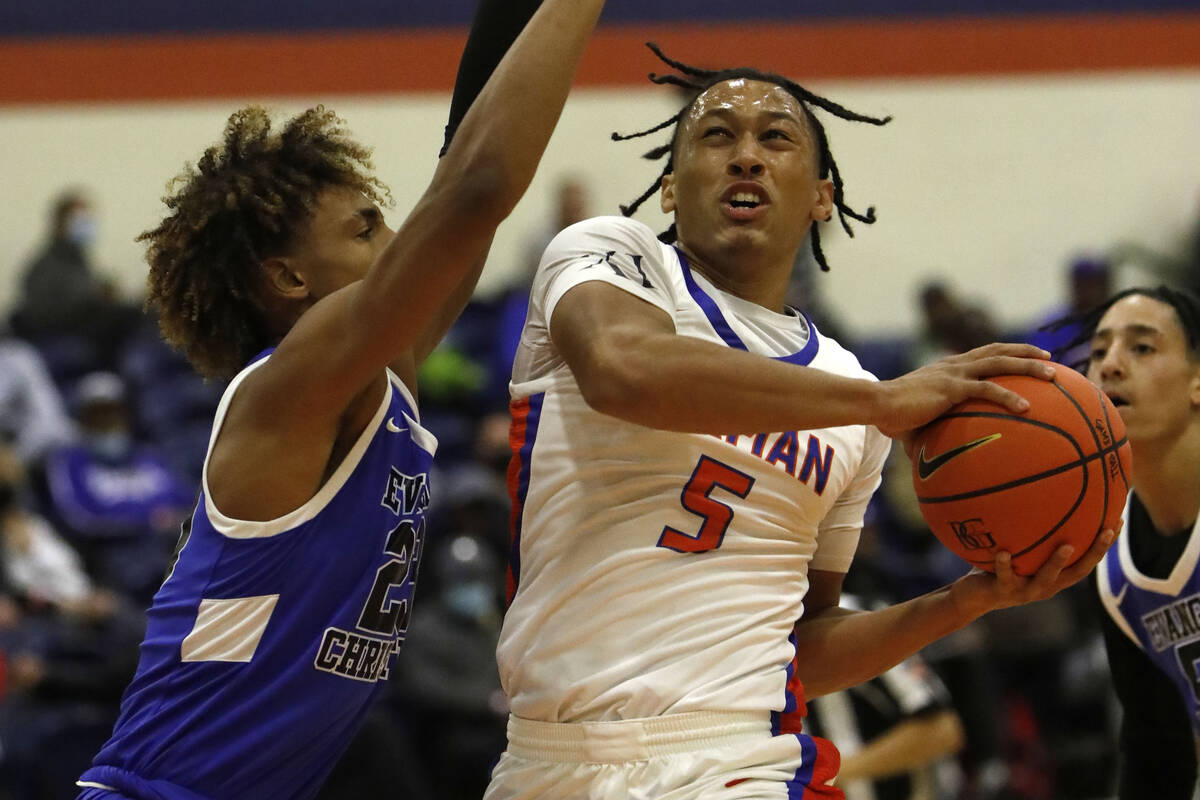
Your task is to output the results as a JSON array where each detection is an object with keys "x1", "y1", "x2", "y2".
[
  {"x1": 916, "y1": 434, "x2": 1002, "y2": 480},
  {"x1": 386, "y1": 417, "x2": 404, "y2": 434}
]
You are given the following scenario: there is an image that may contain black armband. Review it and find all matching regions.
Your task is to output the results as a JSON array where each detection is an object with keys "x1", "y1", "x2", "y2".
[{"x1": 440, "y1": 0, "x2": 544, "y2": 157}]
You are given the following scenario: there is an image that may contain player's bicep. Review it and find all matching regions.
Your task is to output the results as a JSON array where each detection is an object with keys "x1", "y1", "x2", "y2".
[{"x1": 549, "y1": 280, "x2": 675, "y2": 393}]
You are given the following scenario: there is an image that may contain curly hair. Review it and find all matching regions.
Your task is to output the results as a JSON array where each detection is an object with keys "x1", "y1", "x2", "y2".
[
  {"x1": 614, "y1": 44, "x2": 891, "y2": 272},
  {"x1": 140, "y1": 105, "x2": 390, "y2": 380}
]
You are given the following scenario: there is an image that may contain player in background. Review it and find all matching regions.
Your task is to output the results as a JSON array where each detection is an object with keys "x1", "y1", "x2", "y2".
[
  {"x1": 486, "y1": 49, "x2": 1114, "y2": 799},
  {"x1": 74, "y1": 1, "x2": 607, "y2": 798},
  {"x1": 1084, "y1": 287, "x2": 1200, "y2": 799}
]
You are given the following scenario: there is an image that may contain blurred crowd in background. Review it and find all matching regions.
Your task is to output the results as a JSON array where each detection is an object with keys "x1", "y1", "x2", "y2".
[{"x1": 1, "y1": 180, "x2": 1199, "y2": 800}]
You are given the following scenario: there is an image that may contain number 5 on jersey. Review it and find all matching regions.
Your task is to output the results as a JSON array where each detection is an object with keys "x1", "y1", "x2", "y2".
[{"x1": 658, "y1": 455, "x2": 755, "y2": 553}]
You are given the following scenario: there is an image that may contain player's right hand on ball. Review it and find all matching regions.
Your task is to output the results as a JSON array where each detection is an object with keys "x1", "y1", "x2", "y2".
[
  {"x1": 875, "y1": 342, "x2": 1056, "y2": 443},
  {"x1": 951, "y1": 523, "x2": 1119, "y2": 618}
]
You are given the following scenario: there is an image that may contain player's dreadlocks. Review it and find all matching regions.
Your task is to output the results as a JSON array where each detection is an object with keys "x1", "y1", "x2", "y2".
[
  {"x1": 141, "y1": 106, "x2": 390, "y2": 380},
  {"x1": 1054, "y1": 285, "x2": 1200, "y2": 370},
  {"x1": 614, "y1": 43, "x2": 891, "y2": 271}
]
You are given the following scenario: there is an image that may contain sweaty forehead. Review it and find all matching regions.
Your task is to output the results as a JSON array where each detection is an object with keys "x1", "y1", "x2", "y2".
[
  {"x1": 687, "y1": 79, "x2": 807, "y2": 126},
  {"x1": 1097, "y1": 295, "x2": 1182, "y2": 339}
]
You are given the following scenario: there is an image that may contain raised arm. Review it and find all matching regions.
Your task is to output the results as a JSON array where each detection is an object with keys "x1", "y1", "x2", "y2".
[
  {"x1": 294, "y1": 0, "x2": 605, "y2": 401},
  {"x1": 207, "y1": 0, "x2": 605, "y2": 520},
  {"x1": 414, "y1": 0, "x2": 545, "y2": 365}
]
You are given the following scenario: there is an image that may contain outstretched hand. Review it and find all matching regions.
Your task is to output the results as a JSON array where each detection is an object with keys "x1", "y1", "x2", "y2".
[
  {"x1": 950, "y1": 526, "x2": 1118, "y2": 619},
  {"x1": 875, "y1": 343, "x2": 1055, "y2": 441}
]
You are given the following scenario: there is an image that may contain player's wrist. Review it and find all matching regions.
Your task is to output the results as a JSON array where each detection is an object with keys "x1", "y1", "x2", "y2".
[
  {"x1": 944, "y1": 576, "x2": 994, "y2": 624},
  {"x1": 866, "y1": 379, "x2": 905, "y2": 437}
]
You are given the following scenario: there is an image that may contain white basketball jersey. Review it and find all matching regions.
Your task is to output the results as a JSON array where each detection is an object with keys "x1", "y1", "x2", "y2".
[{"x1": 501, "y1": 216, "x2": 890, "y2": 725}]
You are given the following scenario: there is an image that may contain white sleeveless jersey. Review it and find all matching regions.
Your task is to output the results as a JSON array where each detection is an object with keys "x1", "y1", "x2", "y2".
[{"x1": 501, "y1": 216, "x2": 891, "y2": 725}]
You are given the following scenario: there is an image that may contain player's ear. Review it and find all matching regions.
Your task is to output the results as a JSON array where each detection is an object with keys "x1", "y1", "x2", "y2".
[
  {"x1": 660, "y1": 173, "x2": 678, "y2": 215},
  {"x1": 811, "y1": 178, "x2": 834, "y2": 223},
  {"x1": 1189, "y1": 359, "x2": 1200, "y2": 407},
  {"x1": 258, "y1": 257, "x2": 310, "y2": 302}
]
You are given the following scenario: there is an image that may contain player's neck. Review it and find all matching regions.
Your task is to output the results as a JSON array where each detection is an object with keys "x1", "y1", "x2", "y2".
[
  {"x1": 677, "y1": 242, "x2": 791, "y2": 313},
  {"x1": 1132, "y1": 423, "x2": 1200, "y2": 535}
]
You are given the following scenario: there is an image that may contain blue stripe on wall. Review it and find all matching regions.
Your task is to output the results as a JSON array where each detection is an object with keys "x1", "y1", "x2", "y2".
[{"x1": 3, "y1": 0, "x2": 1200, "y2": 38}]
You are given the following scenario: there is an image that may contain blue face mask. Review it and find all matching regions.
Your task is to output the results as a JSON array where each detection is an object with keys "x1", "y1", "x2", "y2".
[
  {"x1": 66, "y1": 213, "x2": 98, "y2": 247},
  {"x1": 86, "y1": 432, "x2": 132, "y2": 462},
  {"x1": 442, "y1": 582, "x2": 497, "y2": 622}
]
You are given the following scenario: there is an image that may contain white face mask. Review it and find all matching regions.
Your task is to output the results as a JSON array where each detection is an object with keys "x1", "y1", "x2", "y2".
[{"x1": 66, "y1": 212, "x2": 98, "y2": 247}]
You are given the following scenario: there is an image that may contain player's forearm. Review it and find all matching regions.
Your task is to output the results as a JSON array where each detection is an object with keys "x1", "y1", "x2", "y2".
[
  {"x1": 837, "y1": 710, "x2": 964, "y2": 782},
  {"x1": 441, "y1": 0, "x2": 544, "y2": 157},
  {"x1": 792, "y1": 589, "x2": 980, "y2": 698},
  {"x1": 413, "y1": 251, "x2": 490, "y2": 366},
  {"x1": 433, "y1": 0, "x2": 605, "y2": 219},
  {"x1": 577, "y1": 330, "x2": 886, "y2": 435},
  {"x1": 352, "y1": 0, "x2": 603, "y2": 374},
  {"x1": 413, "y1": 0, "x2": 545, "y2": 364}
]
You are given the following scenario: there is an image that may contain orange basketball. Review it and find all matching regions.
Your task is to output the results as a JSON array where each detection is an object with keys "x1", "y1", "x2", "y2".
[{"x1": 910, "y1": 361, "x2": 1132, "y2": 576}]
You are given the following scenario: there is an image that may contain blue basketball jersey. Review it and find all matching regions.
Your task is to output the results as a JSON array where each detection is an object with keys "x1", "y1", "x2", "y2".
[
  {"x1": 79, "y1": 353, "x2": 436, "y2": 800},
  {"x1": 1097, "y1": 499, "x2": 1200, "y2": 735}
]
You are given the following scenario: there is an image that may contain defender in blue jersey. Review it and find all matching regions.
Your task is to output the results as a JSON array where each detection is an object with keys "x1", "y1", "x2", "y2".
[
  {"x1": 1082, "y1": 286, "x2": 1200, "y2": 800},
  {"x1": 75, "y1": 1, "x2": 608, "y2": 797}
]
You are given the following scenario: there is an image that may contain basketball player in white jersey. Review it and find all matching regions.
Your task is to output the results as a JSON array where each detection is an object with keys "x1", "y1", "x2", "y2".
[{"x1": 486, "y1": 58, "x2": 1115, "y2": 800}]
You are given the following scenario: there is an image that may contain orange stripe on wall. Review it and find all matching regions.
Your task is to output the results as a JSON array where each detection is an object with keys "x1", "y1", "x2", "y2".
[{"x1": 1, "y1": 12, "x2": 1198, "y2": 105}]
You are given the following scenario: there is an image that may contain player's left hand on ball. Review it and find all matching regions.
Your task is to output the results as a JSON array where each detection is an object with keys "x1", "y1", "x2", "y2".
[
  {"x1": 955, "y1": 525, "x2": 1119, "y2": 615},
  {"x1": 876, "y1": 343, "x2": 1054, "y2": 440}
]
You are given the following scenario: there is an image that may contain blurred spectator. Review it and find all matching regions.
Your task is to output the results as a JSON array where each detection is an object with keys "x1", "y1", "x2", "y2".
[
  {"x1": 520, "y1": 175, "x2": 593, "y2": 283},
  {"x1": 40, "y1": 372, "x2": 192, "y2": 604},
  {"x1": 0, "y1": 441, "x2": 144, "y2": 800},
  {"x1": 805, "y1": 592, "x2": 966, "y2": 800},
  {"x1": 911, "y1": 281, "x2": 1000, "y2": 366},
  {"x1": 1027, "y1": 256, "x2": 1112, "y2": 365},
  {"x1": 10, "y1": 189, "x2": 141, "y2": 371},
  {"x1": 0, "y1": 334, "x2": 77, "y2": 464},
  {"x1": 494, "y1": 176, "x2": 594, "y2": 403},
  {"x1": 392, "y1": 470, "x2": 509, "y2": 798}
]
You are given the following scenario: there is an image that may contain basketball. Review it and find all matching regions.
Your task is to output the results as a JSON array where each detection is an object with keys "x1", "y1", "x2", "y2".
[{"x1": 910, "y1": 362, "x2": 1132, "y2": 576}]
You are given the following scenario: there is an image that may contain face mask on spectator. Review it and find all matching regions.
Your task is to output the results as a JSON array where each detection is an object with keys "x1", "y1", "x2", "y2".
[
  {"x1": 86, "y1": 432, "x2": 132, "y2": 462},
  {"x1": 67, "y1": 211, "x2": 98, "y2": 247},
  {"x1": 443, "y1": 581, "x2": 497, "y2": 623}
]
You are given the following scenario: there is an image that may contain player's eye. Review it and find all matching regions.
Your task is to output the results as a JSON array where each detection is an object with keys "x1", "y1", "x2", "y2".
[
  {"x1": 357, "y1": 226, "x2": 374, "y2": 241},
  {"x1": 702, "y1": 126, "x2": 732, "y2": 139},
  {"x1": 762, "y1": 129, "x2": 792, "y2": 141},
  {"x1": 1089, "y1": 347, "x2": 1106, "y2": 362}
]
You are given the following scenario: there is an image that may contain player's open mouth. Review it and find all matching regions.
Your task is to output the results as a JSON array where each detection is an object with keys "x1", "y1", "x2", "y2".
[
  {"x1": 1106, "y1": 393, "x2": 1129, "y2": 408},
  {"x1": 721, "y1": 183, "x2": 770, "y2": 221}
]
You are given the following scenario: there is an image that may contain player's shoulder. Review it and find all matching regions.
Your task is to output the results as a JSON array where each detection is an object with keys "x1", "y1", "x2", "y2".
[
  {"x1": 545, "y1": 215, "x2": 666, "y2": 258},
  {"x1": 811, "y1": 326, "x2": 876, "y2": 383}
]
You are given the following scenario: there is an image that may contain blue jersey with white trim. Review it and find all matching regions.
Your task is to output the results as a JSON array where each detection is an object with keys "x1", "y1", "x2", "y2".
[
  {"x1": 81, "y1": 353, "x2": 437, "y2": 800},
  {"x1": 1098, "y1": 498, "x2": 1200, "y2": 735}
]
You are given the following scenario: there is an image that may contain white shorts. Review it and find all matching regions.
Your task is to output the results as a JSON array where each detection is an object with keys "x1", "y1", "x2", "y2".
[{"x1": 483, "y1": 711, "x2": 844, "y2": 800}]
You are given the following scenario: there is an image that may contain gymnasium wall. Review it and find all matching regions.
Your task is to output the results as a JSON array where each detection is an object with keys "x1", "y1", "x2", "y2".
[{"x1": 2, "y1": 2, "x2": 1198, "y2": 336}]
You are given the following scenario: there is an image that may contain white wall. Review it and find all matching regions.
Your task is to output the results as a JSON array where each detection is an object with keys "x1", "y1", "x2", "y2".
[{"x1": 2, "y1": 70, "x2": 1197, "y2": 338}]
